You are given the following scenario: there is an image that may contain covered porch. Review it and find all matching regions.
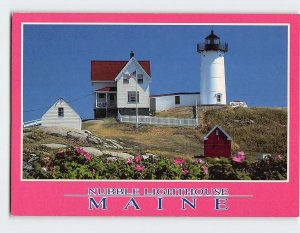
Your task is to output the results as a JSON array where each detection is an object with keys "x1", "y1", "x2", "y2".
[{"x1": 94, "y1": 87, "x2": 117, "y2": 118}]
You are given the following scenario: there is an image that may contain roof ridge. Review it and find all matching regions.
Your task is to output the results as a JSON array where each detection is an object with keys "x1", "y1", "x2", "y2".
[{"x1": 91, "y1": 60, "x2": 150, "y2": 62}]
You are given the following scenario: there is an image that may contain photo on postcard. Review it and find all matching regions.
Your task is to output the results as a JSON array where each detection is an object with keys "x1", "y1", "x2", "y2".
[{"x1": 22, "y1": 24, "x2": 288, "y2": 181}]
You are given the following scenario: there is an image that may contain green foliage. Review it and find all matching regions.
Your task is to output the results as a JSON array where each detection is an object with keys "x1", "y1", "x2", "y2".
[
  {"x1": 248, "y1": 155, "x2": 287, "y2": 180},
  {"x1": 202, "y1": 107, "x2": 287, "y2": 159},
  {"x1": 23, "y1": 147, "x2": 287, "y2": 180}
]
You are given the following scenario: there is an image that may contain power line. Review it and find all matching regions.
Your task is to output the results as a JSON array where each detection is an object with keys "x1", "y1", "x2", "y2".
[
  {"x1": 24, "y1": 92, "x2": 94, "y2": 113},
  {"x1": 67, "y1": 92, "x2": 94, "y2": 103}
]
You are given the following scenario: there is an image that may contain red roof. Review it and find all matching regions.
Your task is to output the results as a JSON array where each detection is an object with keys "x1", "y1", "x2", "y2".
[
  {"x1": 96, "y1": 87, "x2": 117, "y2": 92},
  {"x1": 91, "y1": 60, "x2": 151, "y2": 81}
]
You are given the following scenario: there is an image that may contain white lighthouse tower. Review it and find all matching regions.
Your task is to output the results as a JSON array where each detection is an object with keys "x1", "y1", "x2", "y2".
[{"x1": 197, "y1": 30, "x2": 228, "y2": 105}]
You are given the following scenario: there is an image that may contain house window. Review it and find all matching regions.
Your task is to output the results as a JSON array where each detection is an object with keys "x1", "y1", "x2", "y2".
[
  {"x1": 58, "y1": 107, "x2": 64, "y2": 117},
  {"x1": 98, "y1": 93, "x2": 105, "y2": 99},
  {"x1": 128, "y1": 91, "x2": 139, "y2": 103},
  {"x1": 216, "y1": 93, "x2": 222, "y2": 103},
  {"x1": 123, "y1": 77, "x2": 129, "y2": 84},
  {"x1": 175, "y1": 96, "x2": 180, "y2": 105},
  {"x1": 137, "y1": 74, "x2": 143, "y2": 84}
]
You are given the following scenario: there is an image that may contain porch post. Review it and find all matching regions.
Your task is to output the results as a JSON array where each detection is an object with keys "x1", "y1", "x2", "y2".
[
  {"x1": 95, "y1": 92, "x2": 97, "y2": 108},
  {"x1": 105, "y1": 93, "x2": 108, "y2": 117}
]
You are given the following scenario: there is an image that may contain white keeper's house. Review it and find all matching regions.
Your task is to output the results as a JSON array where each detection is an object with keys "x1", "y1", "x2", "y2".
[
  {"x1": 91, "y1": 51, "x2": 151, "y2": 118},
  {"x1": 90, "y1": 31, "x2": 233, "y2": 118}
]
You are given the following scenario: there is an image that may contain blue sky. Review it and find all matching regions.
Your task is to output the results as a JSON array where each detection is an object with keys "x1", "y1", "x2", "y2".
[{"x1": 23, "y1": 24, "x2": 288, "y2": 121}]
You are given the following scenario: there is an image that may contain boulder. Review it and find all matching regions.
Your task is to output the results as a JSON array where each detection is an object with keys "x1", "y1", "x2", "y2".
[
  {"x1": 141, "y1": 153, "x2": 158, "y2": 160},
  {"x1": 106, "y1": 139, "x2": 124, "y2": 149},
  {"x1": 106, "y1": 157, "x2": 119, "y2": 161},
  {"x1": 41, "y1": 143, "x2": 67, "y2": 149},
  {"x1": 67, "y1": 131, "x2": 88, "y2": 142},
  {"x1": 23, "y1": 162, "x2": 33, "y2": 171},
  {"x1": 87, "y1": 135, "x2": 104, "y2": 144},
  {"x1": 102, "y1": 150, "x2": 134, "y2": 159},
  {"x1": 40, "y1": 127, "x2": 69, "y2": 137},
  {"x1": 28, "y1": 156, "x2": 39, "y2": 164},
  {"x1": 81, "y1": 147, "x2": 103, "y2": 156}
]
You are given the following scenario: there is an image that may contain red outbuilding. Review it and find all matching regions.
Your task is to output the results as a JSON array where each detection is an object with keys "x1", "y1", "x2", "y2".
[{"x1": 203, "y1": 125, "x2": 232, "y2": 157}]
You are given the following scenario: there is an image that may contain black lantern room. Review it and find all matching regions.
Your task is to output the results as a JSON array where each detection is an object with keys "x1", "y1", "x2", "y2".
[{"x1": 197, "y1": 30, "x2": 228, "y2": 53}]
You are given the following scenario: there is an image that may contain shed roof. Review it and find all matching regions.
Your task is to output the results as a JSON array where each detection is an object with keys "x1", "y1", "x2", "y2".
[
  {"x1": 91, "y1": 60, "x2": 151, "y2": 81},
  {"x1": 203, "y1": 125, "x2": 232, "y2": 141},
  {"x1": 151, "y1": 92, "x2": 200, "y2": 98}
]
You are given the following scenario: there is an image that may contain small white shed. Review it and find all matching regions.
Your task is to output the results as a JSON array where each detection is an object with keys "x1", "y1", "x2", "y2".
[
  {"x1": 41, "y1": 98, "x2": 82, "y2": 130},
  {"x1": 150, "y1": 92, "x2": 200, "y2": 112}
]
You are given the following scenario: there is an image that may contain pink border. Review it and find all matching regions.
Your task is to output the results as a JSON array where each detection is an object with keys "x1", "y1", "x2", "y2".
[{"x1": 11, "y1": 13, "x2": 299, "y2": 216}]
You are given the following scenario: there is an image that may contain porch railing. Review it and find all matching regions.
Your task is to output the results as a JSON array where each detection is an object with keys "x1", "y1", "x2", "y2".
[
  {"x1": 96, "y1": 102, "x2": 117, "y2": 108},
  {"x1": 23, "y1": 119, "x2": 42, "y2": 128},
  {"x1": 117, "y1": 113, "x2": 198, "y2": 127}
]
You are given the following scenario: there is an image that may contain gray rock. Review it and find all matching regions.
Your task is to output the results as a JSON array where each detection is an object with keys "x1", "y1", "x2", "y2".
[
  {"x1": 87, "y1": 135, "x2": 104, "y2": 144},
  {"x1": 141, "y1": 155, "x2": 150, "y2": 160},
  {"x1": 82, "y1": 130, "x2": 92, "y2": 135},
  {"x1": 81, "y1": 147, "x2": 103, "y2": 156},
  {"x1": 67, "y1": 131, "x2": 88, "y2": 142},
  {"x1": 102, "y1": 150, "x2": 134, "y2": 159},
  {"x1": 142, "y1": 153, "x2": 158, "y2": 160},
  {"x1": 40, "y1": 127, "x2": 69, "y2": 137},
  {"x1": 106, "y1": 139, "x2": 118, "y2": 144},
  {"x1": 23, "y1": 132, "x2": 32, "y2": 137},
  {"x1": 23, "y1": 163, "x2": 33, "y2": 171},
  {"x1": 41, "y1": 143, "x2": 67, "y2": 149},
  {"x1": 106, "y1": 139, "x2": 124, "y2": 149},
  {"x1": 28, "y1": 156, "x2": 39, "y2": 164},
  {"x1": 103, "y1": 144, "x2": 116, "y2": 149},
  {"x1": 106, "y1": 157, "x2": 119, "y2": 161},
  {"x1": 28, "y1": 157, "x2": 38, "y2": 164}
]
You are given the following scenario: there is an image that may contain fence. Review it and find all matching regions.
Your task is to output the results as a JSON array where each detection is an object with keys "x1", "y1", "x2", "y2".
[
  {"x1": 118, "y1": 113, "x2": 198, "y2": 127},
  {"x1": 23, "y1": 119, "x2": 42, "y2": 128}
]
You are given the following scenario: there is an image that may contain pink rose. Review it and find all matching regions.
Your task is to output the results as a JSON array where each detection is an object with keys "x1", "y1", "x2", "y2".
[
  {"x1": 173, "y1": 158, "x2": 184, "y2": 165},
  {"x1": 134, "y1": 155, "x2": 142, "y2": 163},
  {"x1": 275, "y1": 154, "x2": 282, "y2": 161},
  {"x1": 127, "y1": 158, "x2": 134, "y2": 164},
  {"x1": 231, "y1": 151, "x2": 246, "y2": 163},
  {"x1": 135, "y1": 165, "x2": 145, "y2": 172},
  {"x1": 83, "y1": 152, "x2": 91, "y2": 161},
  {"x1": 181, "y1": 169, "x2": 189, "y2": 175},
  {"x1": 196, "y1": 159, "x2": 204, "y2": 164},
  {"x1": 76, "y1": 147, "x2": 85, "y2": 154},
  {"x1": 202, "y1": 165, "x2": 209, "y2": 175}
]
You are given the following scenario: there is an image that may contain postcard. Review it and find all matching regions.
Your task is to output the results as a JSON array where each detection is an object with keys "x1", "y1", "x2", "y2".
[{"x1": 11, "y1": 13, "x2": 299, "y2": 216}]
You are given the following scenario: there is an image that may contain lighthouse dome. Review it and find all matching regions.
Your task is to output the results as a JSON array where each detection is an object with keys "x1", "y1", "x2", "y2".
[
  {"x1": 197, "y1": 30, "x2": 228, "y2": 53},
  {"x1": 205, "y1": 30, "x2": 220, "y2": 40}
]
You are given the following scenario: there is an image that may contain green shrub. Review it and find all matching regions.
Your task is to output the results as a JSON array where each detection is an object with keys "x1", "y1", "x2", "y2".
[{"x1": 23, "y1": 147, "x2": 286, "y2": 180}]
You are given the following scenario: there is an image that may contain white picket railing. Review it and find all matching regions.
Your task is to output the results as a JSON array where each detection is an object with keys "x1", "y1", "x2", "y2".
[
  {"x1": 118, "y1": 113, "x2": 198, "y2": 127},
  {"x1": 23, "y1": 119, "x2": 42, "y2": 128}
]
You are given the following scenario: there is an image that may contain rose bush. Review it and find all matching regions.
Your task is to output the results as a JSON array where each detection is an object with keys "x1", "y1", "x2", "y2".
[{"x1": 23, "y1": 147, "x2": 287, "y2": 180}]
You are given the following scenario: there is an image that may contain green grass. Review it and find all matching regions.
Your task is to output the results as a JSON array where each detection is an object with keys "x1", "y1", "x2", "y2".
[
  {"x1": 83, "y1": 119, "x2": 203, "y2": 160},
  {"x1": 82, "y1": 107, "x2": 287, "y2": 161},
  {"x1": 200, "y1": 107, "x2": 287, "y2": 160}
]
